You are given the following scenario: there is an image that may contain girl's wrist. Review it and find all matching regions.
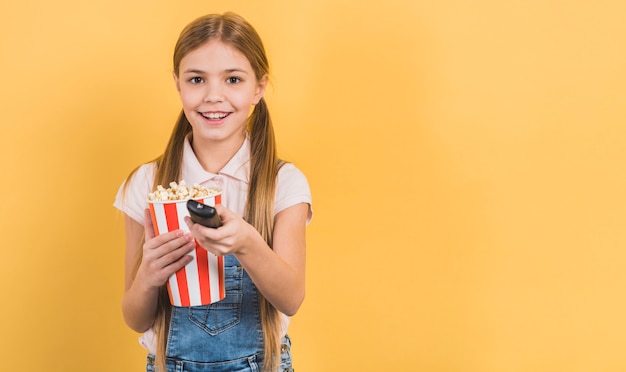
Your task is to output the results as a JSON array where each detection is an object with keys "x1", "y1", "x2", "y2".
[
  {"x1": 234, "y1": 222, "x2": 266, "y2": 258},
  {"x1": 134, "y1": 269, "x2": 161, "y2": 295}
]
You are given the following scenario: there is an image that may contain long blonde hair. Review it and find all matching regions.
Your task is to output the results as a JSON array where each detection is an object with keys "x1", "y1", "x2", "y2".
[{"x1": 128, "y1": 12, "x2": 282, "y2": 372}]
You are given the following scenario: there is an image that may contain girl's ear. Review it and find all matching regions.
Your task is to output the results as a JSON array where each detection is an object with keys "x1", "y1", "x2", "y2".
[
  {"x1": 173, "y1": 71, "x2": 181, "y2": 92},
  {"x1": 252, "y1": 74, "x2": 268, "y2": 104}
]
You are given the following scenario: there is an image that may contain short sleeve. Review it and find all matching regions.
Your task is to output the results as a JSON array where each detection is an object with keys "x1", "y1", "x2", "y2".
[
  {"x1": 275, "y1": 163, "x2": 313, "y2": 224},
  {"x1": 113, "y1": 163, "x2": 156, "y2": 224}
]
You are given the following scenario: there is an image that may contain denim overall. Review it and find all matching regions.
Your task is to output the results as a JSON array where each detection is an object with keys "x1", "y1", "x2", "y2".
[{"x1": 147, "y1": 255, "x2": 294, "y2": 372}]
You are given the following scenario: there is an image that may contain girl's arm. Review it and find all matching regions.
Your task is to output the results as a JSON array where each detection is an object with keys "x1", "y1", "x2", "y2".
[
  {"x1": 239, "y1": 203, "x2": 308, "y2": 316},
  {"x1": 187, "y1": 203, "x2": 309, "y2": 316},
  {"x1": 122, "y1": 210, "x2": 196, "y2": 332}
]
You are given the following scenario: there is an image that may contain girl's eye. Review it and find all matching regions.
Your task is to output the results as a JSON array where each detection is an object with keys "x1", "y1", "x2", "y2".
[
  {"x1": 190, "y1": 77, "x2": 203, "y2": 84},
  {"x1": 226, "y1": 77, "x2": 241, "y2": 84}
]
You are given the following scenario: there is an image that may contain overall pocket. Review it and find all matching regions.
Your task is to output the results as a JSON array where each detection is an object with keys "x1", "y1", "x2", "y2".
[
  {"x1": 168, "y1": 354, "x2": 260, "y2": 372},
  {"x1": 188, "y1": 265, "x2": 243, "y2": 335}
]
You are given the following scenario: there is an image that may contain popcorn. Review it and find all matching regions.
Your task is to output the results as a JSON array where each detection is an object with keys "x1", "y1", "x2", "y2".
[{"x1": 148, "y1": 180, "x2": 219, "y2": 202}]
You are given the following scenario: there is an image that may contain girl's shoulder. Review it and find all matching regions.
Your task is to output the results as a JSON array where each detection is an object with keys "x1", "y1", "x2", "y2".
[
  {"x1": 275, "y1": 162, "x2": 312, "y2": 219},
  {"x1": 277, "y1": 162, "x2": 309, "y2": 188},
  {"x1": 113, "y1": 162, "x2": 157, "y2": 223},
  {"x1": 126, "y1": 162, "x2": 157, "y2": 194}
]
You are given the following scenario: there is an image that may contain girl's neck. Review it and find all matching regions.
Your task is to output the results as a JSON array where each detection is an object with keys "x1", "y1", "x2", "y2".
[{"x1": 191, "y1": 133, "x2": 246, "y2": 174}]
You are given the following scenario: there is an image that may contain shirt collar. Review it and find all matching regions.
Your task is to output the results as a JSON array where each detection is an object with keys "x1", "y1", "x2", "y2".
[{"x1": 181, "y1": 134, "x2": 251, "y2": 185}]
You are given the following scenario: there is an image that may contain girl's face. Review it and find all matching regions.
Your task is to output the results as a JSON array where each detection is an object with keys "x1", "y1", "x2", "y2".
[{"x1": 175, "y1": 40, "x2": 267, "y2": 146}]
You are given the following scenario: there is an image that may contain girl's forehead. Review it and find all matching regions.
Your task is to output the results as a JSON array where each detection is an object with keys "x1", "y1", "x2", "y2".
[{"x1": 181, "y1": 40, "x2": 251, "y2": 69}]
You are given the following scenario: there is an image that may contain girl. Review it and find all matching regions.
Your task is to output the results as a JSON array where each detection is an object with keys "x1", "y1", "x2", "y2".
[{"x1": 114, "y1": 12, "x2": 312, "y2": 372}]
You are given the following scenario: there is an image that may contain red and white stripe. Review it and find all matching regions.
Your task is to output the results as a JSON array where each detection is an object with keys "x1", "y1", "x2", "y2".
[{"x1": 148, "y1": 195, "x2": 225, "y2": 307}]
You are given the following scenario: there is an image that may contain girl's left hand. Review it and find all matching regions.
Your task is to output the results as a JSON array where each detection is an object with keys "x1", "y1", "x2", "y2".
[{"x1": 184, "y1": 204, "x2": 253, "y2": 256}]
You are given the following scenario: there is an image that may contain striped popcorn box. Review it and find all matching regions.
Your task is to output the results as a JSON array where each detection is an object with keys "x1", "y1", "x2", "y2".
[{"x1": 148, "y1": 192, "x2": 225, "y2": 307}]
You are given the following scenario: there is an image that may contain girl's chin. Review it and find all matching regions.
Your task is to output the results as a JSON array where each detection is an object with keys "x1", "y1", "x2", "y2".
[{"x1": 191, "y1": 128, "x2": 246, "y2": 143}]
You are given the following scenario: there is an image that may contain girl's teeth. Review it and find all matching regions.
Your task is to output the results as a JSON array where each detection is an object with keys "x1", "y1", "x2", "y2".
[{"x1": 203, "y1": 113, "x2": 227, "y2": 119}]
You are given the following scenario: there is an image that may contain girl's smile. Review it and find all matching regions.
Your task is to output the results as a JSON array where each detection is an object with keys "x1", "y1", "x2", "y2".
[{"x1": 199, "y1": 111, "x2": 231, "y2": 123}]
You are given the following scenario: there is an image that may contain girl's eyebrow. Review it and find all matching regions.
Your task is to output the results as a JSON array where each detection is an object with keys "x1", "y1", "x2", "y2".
[
  {"x1": 225, "y1": 68, "x2": 249, "y2": 74},
  {"x1": 182, "y1": 69, "x2": 206, "y2": 75}
]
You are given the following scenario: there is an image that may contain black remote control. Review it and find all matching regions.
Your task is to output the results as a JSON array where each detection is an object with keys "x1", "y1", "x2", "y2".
[{"x1": 186, "y1": 200, "x2": 222, "y2": 228}]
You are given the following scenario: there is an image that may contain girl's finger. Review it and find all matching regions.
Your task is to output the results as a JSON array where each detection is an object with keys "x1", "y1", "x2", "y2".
[
  {"x1": 155, "y1": 239, "x2": 196, "y2": 267},
  {"x1": 146, "y1": 228, "x2": 188, "y2": 247},
  {"x1": 163, "y1": 252, "x2": 195, "y2": 275}
]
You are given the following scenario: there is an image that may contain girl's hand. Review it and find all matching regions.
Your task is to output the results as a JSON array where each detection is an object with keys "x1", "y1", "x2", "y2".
[
  {"x1": 184, "y1": 204, "x2": 253, "y2": 256},
  {"x1": 135, "y1": 209, "x2": 196, "y2": 289}
]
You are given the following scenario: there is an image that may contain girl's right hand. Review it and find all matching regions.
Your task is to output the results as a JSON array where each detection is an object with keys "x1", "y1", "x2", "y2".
[{"x1": 135, "y1": 209, "x2": 196, "y2": 289}]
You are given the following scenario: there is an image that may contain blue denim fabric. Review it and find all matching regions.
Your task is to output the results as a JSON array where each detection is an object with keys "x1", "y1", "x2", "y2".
[{"x1": 146, "y1": 254, "x2": 294, "y2": 372}]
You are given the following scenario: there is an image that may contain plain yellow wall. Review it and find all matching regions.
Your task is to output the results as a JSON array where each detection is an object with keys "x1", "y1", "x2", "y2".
[{"x1": 1, "y1": 0, "x2": 625, "y2": 371}]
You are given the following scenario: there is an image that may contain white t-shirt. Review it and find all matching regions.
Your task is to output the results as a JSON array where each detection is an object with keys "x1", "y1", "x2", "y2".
[{"x1": 113, "y1": 135, "x2": 312, "y2": 353}]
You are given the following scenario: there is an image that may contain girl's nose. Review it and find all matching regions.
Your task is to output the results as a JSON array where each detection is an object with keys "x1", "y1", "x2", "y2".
[{"x1": 204, "y1": 83, "x2": 224, "y2": 102}]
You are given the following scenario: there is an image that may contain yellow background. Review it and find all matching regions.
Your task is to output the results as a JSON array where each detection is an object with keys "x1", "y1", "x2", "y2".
[{"x1": 1, "y1": 0, "x2": 625, "y2": 371}]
